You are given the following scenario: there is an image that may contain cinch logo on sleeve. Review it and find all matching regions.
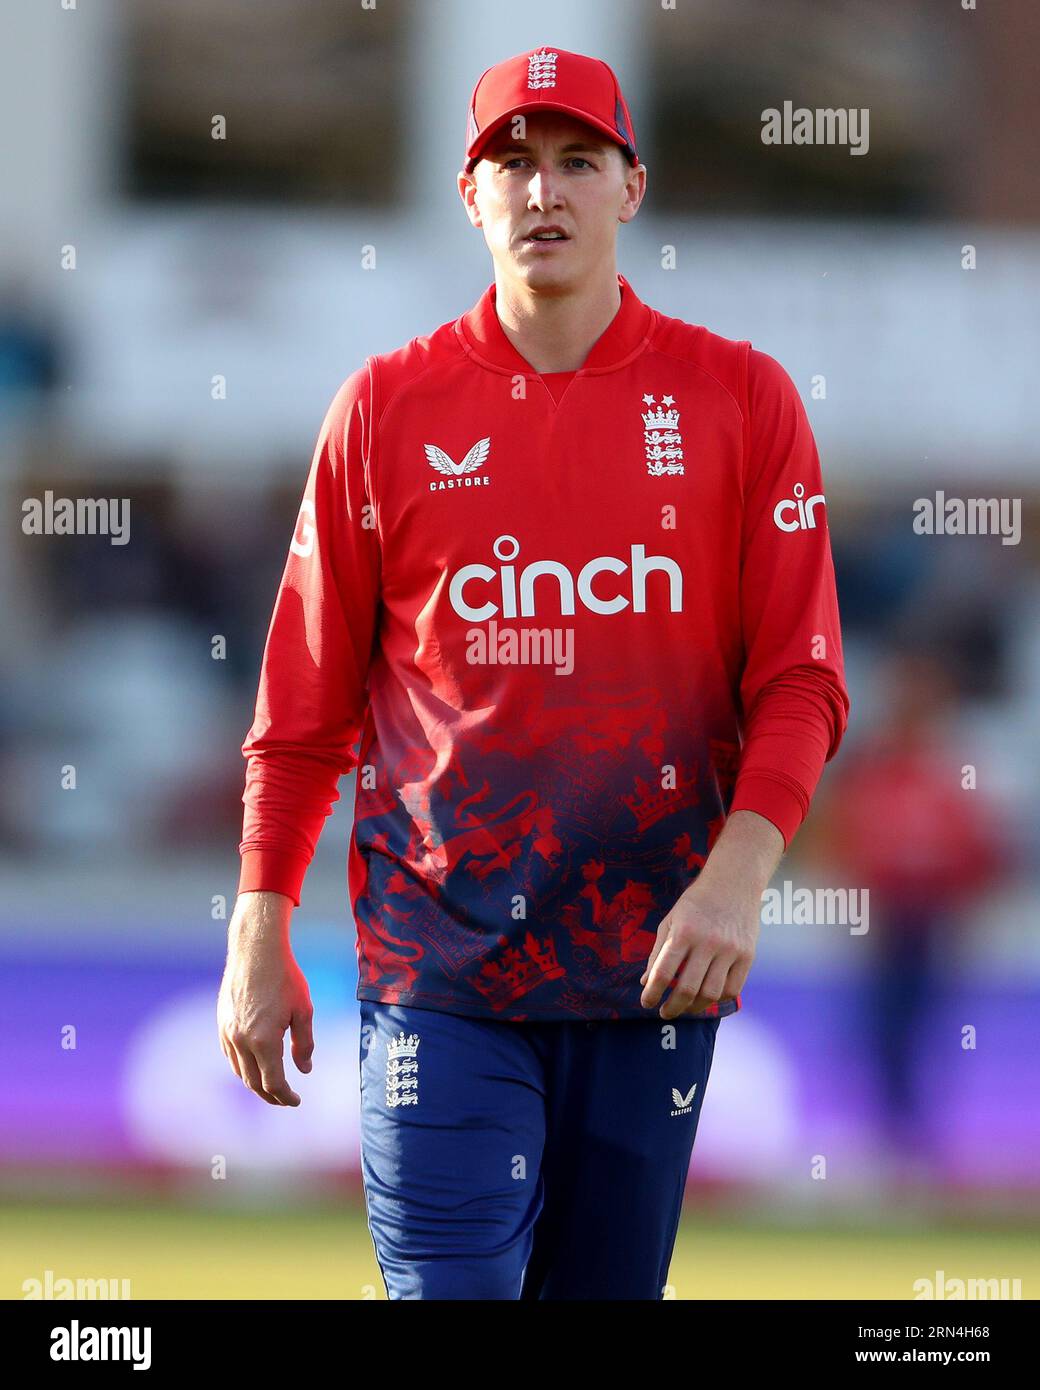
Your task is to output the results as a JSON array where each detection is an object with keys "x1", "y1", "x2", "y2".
[
  {"x1": 773, "y1": 482, "x2": 826, "y2": 532},
  {"x1": 448, "y1": 534, "x2": 684, "y2": 621}
]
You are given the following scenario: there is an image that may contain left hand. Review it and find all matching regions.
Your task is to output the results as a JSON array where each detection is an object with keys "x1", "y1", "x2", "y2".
[{"x1": 640, "y1": 878, "x2": 761, "y2": 1020}]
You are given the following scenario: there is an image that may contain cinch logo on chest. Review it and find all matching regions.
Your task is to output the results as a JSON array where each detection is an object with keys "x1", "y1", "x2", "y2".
[{"x1": 448, "y1": 534, "x2": 683, "y2": 621}]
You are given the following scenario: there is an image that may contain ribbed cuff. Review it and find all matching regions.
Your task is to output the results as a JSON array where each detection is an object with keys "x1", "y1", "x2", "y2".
[
  {"x1": 729, "y1": 773, "x2": 808, "y2": 850},
  {"x1": 237, "y1": 848, "x2": 311, "y2": 907}
]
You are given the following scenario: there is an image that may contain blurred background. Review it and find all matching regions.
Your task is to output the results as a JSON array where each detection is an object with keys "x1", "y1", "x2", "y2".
[{"x1": 2, "y1": 0, "x2": 1039, "y2": 1299}]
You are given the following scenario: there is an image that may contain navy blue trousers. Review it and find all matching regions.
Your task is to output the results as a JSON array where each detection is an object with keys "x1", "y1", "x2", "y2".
[{"x1": 358, "y1": 1000, "x2": 721, "y2": 1300}]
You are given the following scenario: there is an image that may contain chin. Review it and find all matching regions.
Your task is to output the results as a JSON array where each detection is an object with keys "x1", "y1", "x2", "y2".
[{"x1": 516, "y1": 261, "x2": 578, "y2": 295}]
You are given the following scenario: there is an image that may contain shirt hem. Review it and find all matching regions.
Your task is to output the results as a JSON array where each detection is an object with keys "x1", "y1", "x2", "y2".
[{"x1": 356, "y1": 985, "x2": 740, "y2": 1024}]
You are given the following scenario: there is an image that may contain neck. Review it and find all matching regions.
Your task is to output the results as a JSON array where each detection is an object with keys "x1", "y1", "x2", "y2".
[{"x1": 492, "y1": 267, "x2": 622, "y2": 373}]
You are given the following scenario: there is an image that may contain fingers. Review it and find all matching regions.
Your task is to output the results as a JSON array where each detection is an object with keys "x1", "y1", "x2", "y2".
[
  {"x1": 641, "y1": 888, "x2": 757, "y2": 1018},
  {"x1": 254, "y1": 1037, "x2": 301, "y2": 1106},
  {"x1": 290, "y1": 1004, "x2": 315, "y2": 1076},
  {"x1": 663, "y1": 953, "x2": 733, "y2": 1020},
  {"x1": 655, "y1": 947, "x2": 715, "y2": 1019},
  {"x1": 258, "y1": 1045, "x2": 303, "y2": 1106},
  {"x1": 722, "y1": 956, "x2": 750, "y2": 1001},
  {"x1": 220, "y1": 1035, "x2": 242, "y2": 1080},
  {"x1": 639, "y1": 920, "x2": 669, "y2": 989},
  {"x1": 225, "y1": 1030, "x2": 301, "y2": 1106},
  {"x1": 235, "y1": 1044, "x2": 272, "y2": 1102},
  {"x1": 640, "y1": 934, "x2": 691, "y2": 1009}
]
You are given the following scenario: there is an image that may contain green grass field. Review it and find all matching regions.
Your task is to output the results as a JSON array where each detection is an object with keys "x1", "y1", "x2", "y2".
[{"x1": 4, "y1": 1198, "x2": 1035, "y2": 1300}]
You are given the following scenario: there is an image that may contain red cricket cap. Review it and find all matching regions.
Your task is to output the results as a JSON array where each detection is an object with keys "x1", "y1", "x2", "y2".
[{"x1": 464, "y1": 46, "x2": 638, "y2": 174}]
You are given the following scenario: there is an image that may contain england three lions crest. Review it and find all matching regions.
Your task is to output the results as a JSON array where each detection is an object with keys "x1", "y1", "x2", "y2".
[
  {"x1": 385, "y1": 1030, "x2": 420, "y2": 1108},
  {"x1": 642, "y1": 394, "x2": 685, "y2": 476}
]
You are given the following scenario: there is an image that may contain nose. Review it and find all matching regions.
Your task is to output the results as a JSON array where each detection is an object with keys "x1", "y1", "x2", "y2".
[{"x1": 526, "y1": 166, "x2": 564, "y2": 211}]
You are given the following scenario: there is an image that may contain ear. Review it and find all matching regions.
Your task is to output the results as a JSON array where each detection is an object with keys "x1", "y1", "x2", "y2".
[
  {"x1": 618, "y1": 162, "x2": 647, "y2": 224},
  {"x1": 457, "y1": 168, "x2": 482, "y2": 227}
]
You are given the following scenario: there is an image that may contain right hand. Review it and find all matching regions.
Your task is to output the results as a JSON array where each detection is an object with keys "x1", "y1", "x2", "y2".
[{"x1": 217, "y1": 890, "x2": 314, "y2": 1106}]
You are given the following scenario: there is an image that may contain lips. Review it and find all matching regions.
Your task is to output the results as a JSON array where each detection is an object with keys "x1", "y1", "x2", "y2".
[{"x1": 524, "y1": 225, "x2": 570, "y2": 243}]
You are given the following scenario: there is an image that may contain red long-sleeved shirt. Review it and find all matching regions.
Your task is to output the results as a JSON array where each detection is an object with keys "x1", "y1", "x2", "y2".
[{"x1": 238, "y1": 272, "x2": 850, "y2": 1020}]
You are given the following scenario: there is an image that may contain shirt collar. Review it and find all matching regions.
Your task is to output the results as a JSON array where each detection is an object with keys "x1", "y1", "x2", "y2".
[{"x1": 455, "y1": 272, "x2": 653, "y2": 376}]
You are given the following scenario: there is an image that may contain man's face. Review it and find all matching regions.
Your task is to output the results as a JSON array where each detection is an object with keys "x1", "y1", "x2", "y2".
[{"x1": 458, "y1": 111, "x2": 645, "y2": 292}]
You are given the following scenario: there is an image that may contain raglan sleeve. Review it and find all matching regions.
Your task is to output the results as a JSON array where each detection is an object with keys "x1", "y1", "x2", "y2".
[
  {"x1": 728, "y1": 347, "x2": 851, "y2": 850},
  {"x1": 236, "y1": 362, "x2": 381, "y2": 906}
]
